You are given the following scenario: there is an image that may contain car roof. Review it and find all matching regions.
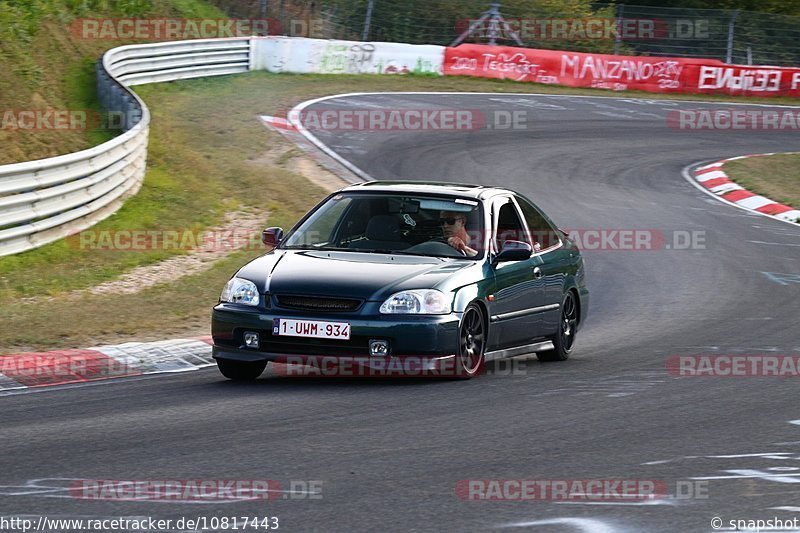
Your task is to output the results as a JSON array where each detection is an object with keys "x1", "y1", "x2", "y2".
[{"x1": 338, "y1": 181, "x2": 513, "y2": 201}]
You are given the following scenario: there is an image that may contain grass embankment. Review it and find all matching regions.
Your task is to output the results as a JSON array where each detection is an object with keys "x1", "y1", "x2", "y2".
[
  {"x1": 0, "y1": 0, "x2": 226, "y2": 164},
  {"x1": 4, "y1": 69, "x2": 800, "y2": 352},
  {"x1": 723, "y1": 154, "x2": 800, "y2": 210}
]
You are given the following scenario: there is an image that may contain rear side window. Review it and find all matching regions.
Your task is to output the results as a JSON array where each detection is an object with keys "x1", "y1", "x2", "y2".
[
  {"x1": 516, "y1": 196, "x2": 560, "y2": 251},
  {"x1": 494, "y1": 198, "x2": 527, "y2": 250}
]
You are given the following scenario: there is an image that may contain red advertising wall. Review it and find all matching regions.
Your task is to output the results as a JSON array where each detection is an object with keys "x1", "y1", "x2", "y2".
[{"x1": 444, "y1": 44, "x2": 800, "y2": 97}]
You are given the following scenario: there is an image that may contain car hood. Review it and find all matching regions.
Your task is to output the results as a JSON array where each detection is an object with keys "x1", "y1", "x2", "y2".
[{"x1": 236, "y1": 250, "x2": 475, "y2": 301}]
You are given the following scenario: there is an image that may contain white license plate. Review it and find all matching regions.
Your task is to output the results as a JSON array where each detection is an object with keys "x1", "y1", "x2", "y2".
[{"x1": 273, "y1": 318, "x2": 351, "y2": 340}]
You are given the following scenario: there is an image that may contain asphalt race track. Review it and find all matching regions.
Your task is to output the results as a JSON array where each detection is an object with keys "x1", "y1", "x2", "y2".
[{"x1": 2, "y1": 94, "x2": 800, "y2": 532}]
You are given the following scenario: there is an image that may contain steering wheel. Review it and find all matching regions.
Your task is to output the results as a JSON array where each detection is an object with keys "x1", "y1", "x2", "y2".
[
  {"x1": 404, "y1": 239, "x2": 464, "y2": 257},
  {"x1": 429, "y1": 237, "x2": 467, "y2": 256}
]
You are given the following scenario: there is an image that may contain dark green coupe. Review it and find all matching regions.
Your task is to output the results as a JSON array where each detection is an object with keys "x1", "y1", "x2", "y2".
[{"x1": 212, "y1": 182, "x2": 588, "y2": 380}]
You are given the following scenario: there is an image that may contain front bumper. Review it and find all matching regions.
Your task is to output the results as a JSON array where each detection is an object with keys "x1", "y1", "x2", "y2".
[{"x1": 211, "y1": 303, "x2": 461, "y2": 364}]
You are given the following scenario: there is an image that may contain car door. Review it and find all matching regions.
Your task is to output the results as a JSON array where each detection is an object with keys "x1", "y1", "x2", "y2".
[
  {"x1": 487, "y1": 196, "x2": 548, "y2": 349},
  {"x1": 515, "y1": 194, "x2": 568, "y2": 336}
]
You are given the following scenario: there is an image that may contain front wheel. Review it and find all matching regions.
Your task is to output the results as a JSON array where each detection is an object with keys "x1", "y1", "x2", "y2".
[
  {"x1": 455, "y1": 304, "x2": 486, "y2": 379},
  {"x1": 537, "y1": 291, "x2": 578, "y2": 362},
  {"x1": 217, "y1": 359, "x2": 268, "y2": 381}
]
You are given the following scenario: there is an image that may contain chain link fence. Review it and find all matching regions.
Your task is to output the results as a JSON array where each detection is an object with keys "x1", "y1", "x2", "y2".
[
  {"x1": 605, "y1": 4, "x2": 800, "y2": 67},
  {"x1": 294, "y1": 1, "x2": 800, "y2": 67}
]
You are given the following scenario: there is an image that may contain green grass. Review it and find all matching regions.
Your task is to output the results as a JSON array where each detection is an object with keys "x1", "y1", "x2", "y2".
[
  {"x1": 3, "y1": 71, "x2": 800, "y2": 352},
  {"x1": 0, "y1": 0, "x2": 228, "y2": 164},
  {"x1": 723, "y1": 153, "x2": 800, "y2": 211}
]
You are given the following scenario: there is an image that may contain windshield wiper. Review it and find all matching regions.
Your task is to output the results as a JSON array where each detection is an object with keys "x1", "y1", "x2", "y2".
[
  {"x1": 284, "y1": 245, "x2": 472, "y2": 260},
  {"x1": 282, "y1": 244, "x2": 349, "y2": 251},
  {"x1": 357, "y1": 249, "x2": 455, "y2": 260}
]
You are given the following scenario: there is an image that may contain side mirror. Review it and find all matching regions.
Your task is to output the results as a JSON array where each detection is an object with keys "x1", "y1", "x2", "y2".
[
  {"x1": 262, "y1": 227, "x2": 284, "y2": 248},
  {"x1": 492, "y1": 240, "x2": 532, "y2": 265}
]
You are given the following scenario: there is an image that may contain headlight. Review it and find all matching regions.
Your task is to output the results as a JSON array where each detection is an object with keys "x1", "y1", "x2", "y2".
[
  {"x1": 379, "y1": 289, "x2": 451, "y2": 314},
  {"x1": 220, "y1": 277, "x2": 260, "y2": 306}
]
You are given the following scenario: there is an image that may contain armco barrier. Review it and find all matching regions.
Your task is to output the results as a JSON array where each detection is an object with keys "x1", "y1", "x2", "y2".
[{"x1": 0, "y1": 38, "x2": 252, "y2": 257}]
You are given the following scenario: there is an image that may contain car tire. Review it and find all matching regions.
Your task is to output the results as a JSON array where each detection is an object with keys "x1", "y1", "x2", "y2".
[
  {"x1": 455, "y1": 304, "x2": 486, "y2": 379},
  {"x1": 217, "y1": 359, "x2": 268, "y2": 381},
  {"x1": 537, "y1": 291, "x2": 578, "y2": 362}
]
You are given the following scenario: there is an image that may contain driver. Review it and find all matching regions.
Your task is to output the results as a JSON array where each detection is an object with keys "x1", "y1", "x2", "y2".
[{"x1": 440, "y1": 210, "x2": 478, "y2": 257}]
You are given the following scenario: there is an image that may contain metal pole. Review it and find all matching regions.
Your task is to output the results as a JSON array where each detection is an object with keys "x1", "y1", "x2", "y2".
[
  {"x1": 746, "y1": 46, "x2": 752, "y2": 65},
  {"x1": 452, "y1": 13, "x2": 491, "y2": 47},
  {"x1": 488, "y1": 2, "x2": 500, "y2": 45},
  {"x1": 614, "y1": 4, "x2": 624, "y2": 56},
  {"x1": 452, "y1": 1, "x2": 522, "y2": 47},
  {"x1": 362, "y1": 0, "x2": 374, "y2": 41},
  {"x1": 726, "y1": 10, "x2": 738, "y2": 63},
  {"x1": 259, "y1": 0, "x2": 266, "y2": 18}
]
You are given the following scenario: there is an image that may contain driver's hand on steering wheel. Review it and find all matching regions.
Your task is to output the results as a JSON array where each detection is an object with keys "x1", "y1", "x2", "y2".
[
  {"x1": 448, "y1": 236, "x2": 478, "y2": 257},
  {"x1": 448, "y1": 235, "x2": 466, "y2": 251}
]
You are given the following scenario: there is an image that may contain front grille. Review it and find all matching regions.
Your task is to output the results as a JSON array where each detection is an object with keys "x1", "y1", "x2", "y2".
[{"x1": 276, "y1": 295, "x2": 362, "y2": 312}]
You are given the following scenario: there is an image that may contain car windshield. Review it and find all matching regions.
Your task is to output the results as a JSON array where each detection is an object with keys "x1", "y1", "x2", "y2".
[{"x1": 281, "y1": 192, "x2": 485, "y2": 259}]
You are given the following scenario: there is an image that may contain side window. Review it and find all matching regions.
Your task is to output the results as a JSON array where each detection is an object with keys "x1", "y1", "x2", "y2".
[
  {"x1": 494, "y1": 198, "x2": 527, "y2": 250},
  {"x1": 516, "y1": 196, "x2": 560, "y2": 251}
]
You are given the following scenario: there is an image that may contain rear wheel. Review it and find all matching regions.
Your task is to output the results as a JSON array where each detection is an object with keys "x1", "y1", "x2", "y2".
[
  {"x1": 537, "y1": 291, "x2": 578, "y2": 362},
  {"x1": 455, "y1": 304, "x2": 486, "y2": 379},
  {"x1": 217, "y1": 359, "x2": 267, "y2": 381}
]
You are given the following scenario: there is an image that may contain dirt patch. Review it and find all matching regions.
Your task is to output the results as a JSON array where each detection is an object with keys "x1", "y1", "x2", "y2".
[
  {"x1": 87, "y1": 208, "x2": 268, "y2": 296},
  {"x1": 252, "y1": 141, "x2": 351, "y2": 193}
]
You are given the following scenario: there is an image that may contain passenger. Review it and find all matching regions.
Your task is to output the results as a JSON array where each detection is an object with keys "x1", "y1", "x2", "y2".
[{"x1": 440, "y1": 210, "x2": 478, "y2": 257}]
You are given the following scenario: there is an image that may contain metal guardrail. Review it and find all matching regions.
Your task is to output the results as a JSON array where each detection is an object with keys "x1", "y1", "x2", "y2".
[{"x1": 0, "y1": 38, "x2": 252, "y2": 257}]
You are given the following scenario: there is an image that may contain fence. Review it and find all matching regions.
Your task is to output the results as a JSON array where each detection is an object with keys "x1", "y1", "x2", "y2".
[
  {"x1": 315, "y1": 1, "x2": 800, "y2": 67},
  {"x1": 606, "y1": 4, "x2": 800, "y2": 67},
  {"x1": 0, "y1": 38, "x2": 251, "y2": 257}
]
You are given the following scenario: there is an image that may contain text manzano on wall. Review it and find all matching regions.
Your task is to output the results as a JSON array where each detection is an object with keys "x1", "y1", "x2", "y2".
[{"x1": 444, "y1": 44, "x2": 800, "y2": 97}]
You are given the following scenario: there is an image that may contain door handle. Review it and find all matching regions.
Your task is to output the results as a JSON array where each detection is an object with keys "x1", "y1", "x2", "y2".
[{"x1": 533, "y1": 266, "x2": 543, "y2": 279}]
